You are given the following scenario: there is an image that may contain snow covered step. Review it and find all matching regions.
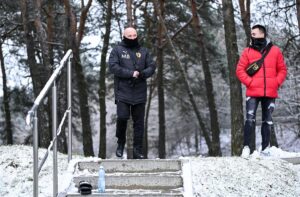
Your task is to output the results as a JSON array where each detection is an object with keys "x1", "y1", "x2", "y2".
[
  {"x1": 76, "y1": 159, "x2": 181, "y2": 173},
  {"x1": 281, "y1": 157, "x2": 300, "y2": 165},
  {"x1": 63, "y1": 159, "x2": 184, "y2": 196},
  {"x1": 66, "y1": 189, "x2": 183, "y2": 196},
  {"x1": 66, "y1": 193, "x2": 182, "y2": 196},
  {"x1": 66, "y1": 193, "x2": 182, "y2": 197},
  {"x1": 73, "y1": 173, "x2": 183, "y2": 190}
]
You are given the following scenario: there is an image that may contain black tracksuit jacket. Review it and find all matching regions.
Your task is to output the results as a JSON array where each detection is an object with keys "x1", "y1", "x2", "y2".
[{"x1": 109, "y1": 41, "x2": 156, "y2": 105}]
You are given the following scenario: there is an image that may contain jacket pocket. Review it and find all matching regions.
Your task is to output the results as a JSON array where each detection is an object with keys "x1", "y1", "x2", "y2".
[{"x1": 246, "y1": 78, "x2": 253, "y2": 88}]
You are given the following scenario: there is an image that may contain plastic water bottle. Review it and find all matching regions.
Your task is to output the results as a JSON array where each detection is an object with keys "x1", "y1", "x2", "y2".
[{"x1": 98, "y1": 166, "x2": 105, "y2": 193}]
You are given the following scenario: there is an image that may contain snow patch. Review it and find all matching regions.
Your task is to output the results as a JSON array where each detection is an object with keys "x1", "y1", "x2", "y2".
[
  {"x1": 189, "y1": 157, "x2": 299, "y2": 197},
  {"x1": 181, "y1": 158, "x2": 194, "y2": 196},
  {"x1": 0, "y1": 145, "x2": 299, "y2": 197}
]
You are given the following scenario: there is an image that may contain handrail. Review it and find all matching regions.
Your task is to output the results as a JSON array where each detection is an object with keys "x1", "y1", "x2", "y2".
[
  {"x1": 38, "y1": 107, "x2": 70, "y2": 173},
  {"x1": 26, "y1": 49, "x2": 72, "y2": 123},
  {"x1": 25, "y1": 49, "x2": 73, "y2": 197}
]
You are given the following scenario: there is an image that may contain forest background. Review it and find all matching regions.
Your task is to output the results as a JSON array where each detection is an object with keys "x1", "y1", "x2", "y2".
[{"x1": 0, "y1": 0, "x2": 299, "y2": 159}]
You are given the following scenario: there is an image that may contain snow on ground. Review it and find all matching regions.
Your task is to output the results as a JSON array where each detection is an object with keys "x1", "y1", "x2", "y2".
[
  {"x1": 0, "y1": 145, "x2": 299, "y2": 197},
  {"x1": 0, "y1": 145, "x2": 83, "y2": 197},
  {"x1": 189, "y1": 157, "x2": 299, "y2": 197}
]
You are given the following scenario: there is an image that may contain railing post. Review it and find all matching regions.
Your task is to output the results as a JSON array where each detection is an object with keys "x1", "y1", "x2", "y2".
[
  {"x1": 52, "y1": 81, "x2": 58, "y2": 196},
  {"x1": 27, "y1": 49, "x2": 72, "y2": 197},
  {"x1": 33, "y1": 111, "x2": 39, "y2": 197},
  {"x1": 67, "y1": 55, "x2": 72, "y2": 162}
]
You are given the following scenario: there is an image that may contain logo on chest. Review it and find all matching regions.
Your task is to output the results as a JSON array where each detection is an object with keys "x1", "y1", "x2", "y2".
[
  {"x1": 121, "y1": 51, "x2": 130, "y2": 59},
  {"x1": 136, "y1": 52, "x2": 141, "y2": 58}
]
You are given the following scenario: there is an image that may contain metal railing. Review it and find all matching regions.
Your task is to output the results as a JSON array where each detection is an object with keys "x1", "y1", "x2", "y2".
[{"x1": 26, "y1": 49, "x2": 73, "y2": 197}]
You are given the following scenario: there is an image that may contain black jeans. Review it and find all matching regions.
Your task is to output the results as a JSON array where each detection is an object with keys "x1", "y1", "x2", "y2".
[
  {"x1": 116, "y1": 101, "x2": 145, "y2": 148},
  {"x1": 244, "y1": 97, "x2": 275, "y2": 151}
]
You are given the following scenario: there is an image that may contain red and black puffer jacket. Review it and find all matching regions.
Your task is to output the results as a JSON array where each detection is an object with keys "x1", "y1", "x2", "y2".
[{"x1": 236, "y1": 45, "x2": 287, "y2": 98}]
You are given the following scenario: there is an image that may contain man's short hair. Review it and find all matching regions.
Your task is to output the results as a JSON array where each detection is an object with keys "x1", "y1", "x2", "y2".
[{"x1": 252, "y1": 24, "x2": 267, "y2": 37}]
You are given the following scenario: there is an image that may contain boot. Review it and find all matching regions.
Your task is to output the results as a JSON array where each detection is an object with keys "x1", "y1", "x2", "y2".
[
  {"x1": 116, "y1": 143, "x2": 125, "y2": 157},
  {"x1": 133, "y1": 146, "x2": 144, "y2": 159}
]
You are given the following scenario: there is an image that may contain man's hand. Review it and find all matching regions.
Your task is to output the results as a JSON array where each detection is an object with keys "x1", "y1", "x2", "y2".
[{"x1": 133, "y1": 71, "x2": 140, "y2": 78}]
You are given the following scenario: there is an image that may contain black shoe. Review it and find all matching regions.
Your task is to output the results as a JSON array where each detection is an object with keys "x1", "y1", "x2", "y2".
[
  {"x1": 116, "y1": 143, "x2": 125, "y2": 157},
  {"x1": 133, "y1": 147, "x2": 145, "y2": 159}
]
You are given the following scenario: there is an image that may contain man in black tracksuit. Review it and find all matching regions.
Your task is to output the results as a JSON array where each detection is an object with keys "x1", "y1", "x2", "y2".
[{"x1": 108, "y1": 27, "x2": 156, "y2": 159}]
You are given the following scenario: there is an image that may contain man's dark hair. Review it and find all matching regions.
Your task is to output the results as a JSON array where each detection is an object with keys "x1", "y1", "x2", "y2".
[{"x1": 252, "y1": 24, "x2": 267, "y2": 37}]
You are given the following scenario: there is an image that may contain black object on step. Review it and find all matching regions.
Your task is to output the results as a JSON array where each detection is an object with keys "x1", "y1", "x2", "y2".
[{"x1": 78, "y1": 180, "x2": 92, "y2": 195}]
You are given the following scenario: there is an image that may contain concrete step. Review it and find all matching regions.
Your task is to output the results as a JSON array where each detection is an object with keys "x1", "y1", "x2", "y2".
[
  {"x1": 66, "y1": 193, "x2": 183, "y2": 197},
  {"x1": 66, "y1": 189, "x2": 183, "y2": 196},
  {"x1": 62, "y1": 159, "x2": 185, "y2": 197},
  {"x1": 281, "y1": 157, "x2": 300, "y2": 165},
  {"x1": 76, "y1": 159, "x2": 181, "y2": 173},
  {"x1": 73, "y1": 173, "x2": 183, "y2": 190}
]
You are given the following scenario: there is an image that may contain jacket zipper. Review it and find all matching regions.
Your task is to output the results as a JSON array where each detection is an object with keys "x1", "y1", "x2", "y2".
[{"x1": 263, "y1": 62, "x2": 266, "y2": 96}]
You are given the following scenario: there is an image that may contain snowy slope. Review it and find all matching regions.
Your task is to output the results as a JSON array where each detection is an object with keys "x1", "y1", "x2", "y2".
[
  {"x1": 0, "y1": 145, "x2": 299, "y2": 197},
  {"x1": 189, "y1": 157, "x2": 300, "y2": 197},
  {"x1": 0, "y1": 145, "x2": 80, "y2": 197}
]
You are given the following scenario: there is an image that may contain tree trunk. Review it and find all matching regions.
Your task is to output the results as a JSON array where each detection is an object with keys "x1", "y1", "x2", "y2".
[
  {"x1": 62, "y1": 0, "x2": 74, "y2": 154},
  {"x1": 125, "y1": 0, "x2": 133, "y2": 27},
  {"x1": 21, "y1": 0, "x2": 51, "y2": 148},
  {"x1": 113, "y1": 0, "x2": 123, "y2": 40},
  {"x1": 48, "y1": 0, "x2": 67, "y2": 153},
  {"x1": 64, "y1": 0, "x2": 94, "y2": 156},
  {"x1": 33, "y1": 0, "x2": 53, "y2": 148},
  {"x1": 297, "y1": 0, "x2": 300, "y2": 33},
  {"x1": 238, "y1": 0, "x2": 251, "y2": 45},
  {"x1": 237, "y1": 0, "x2": 254, "y2": 153},
  {"x1": 73, "y1": 40, "x2": 95, "y2": 157},
  {"x1": 47, "y1": 0, "x2": 54, "y2": 66},
  {"x1": 153, "y1": 0, "x2": 213, "y2": 155},
  {"x1": 0, "y1": 42, "x2": 13, "y2": 144},
  {"x1": 239, "y1": 1, "x2": 252, "y2": 153},
  {"x1": 144, "y1": 78, "x2": 155, "y2": 159},
  {"x1": 57, "y1": 66, "x2": 68, "y2": 154},
  {"x1": 98, "y1": 0, "x2": 113, "y2": 159},
  {"x1": 157, "y1": 0, "x2": 166, "y2": 159},
  {"x1": 33, "y1": 0, "x2": 51, "y2": 70},
  {"x1": 142, "y1": 1, "x2": 153, "y2": 158},
  {"x1": 190, "y1": 0, "x2": 221, "y2": 156},
  {"x1": 222, "y1": 0, "x2": 244, "y2": 156},
  {"x1": 195, "y1": 128, "x2": 199, "y2": 155}
]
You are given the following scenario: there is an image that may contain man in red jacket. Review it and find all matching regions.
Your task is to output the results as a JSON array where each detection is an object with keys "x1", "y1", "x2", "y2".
[{"x1": 236, "y1": 24, "x2": 287, "y2": 158}]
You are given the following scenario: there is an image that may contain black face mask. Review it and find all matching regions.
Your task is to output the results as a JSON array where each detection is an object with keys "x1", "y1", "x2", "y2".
[
  {"x1": 250, "y1": 37, "x2": 267, "y2": 51},
  {"x1": 122, "y1": 36, "x2": 139, "y2": 48}
]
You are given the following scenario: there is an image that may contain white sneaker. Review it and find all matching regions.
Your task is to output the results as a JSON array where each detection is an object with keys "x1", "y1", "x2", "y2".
[
  {"x1": 241, "y1": 146, "x2": 250, "y2": 158},
  {"x1": 260, "y1": 147, "x2": 271, "y2": 157},
  {"x1": 250, "y1": 150, "x2": 260, "y2": 159}
]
